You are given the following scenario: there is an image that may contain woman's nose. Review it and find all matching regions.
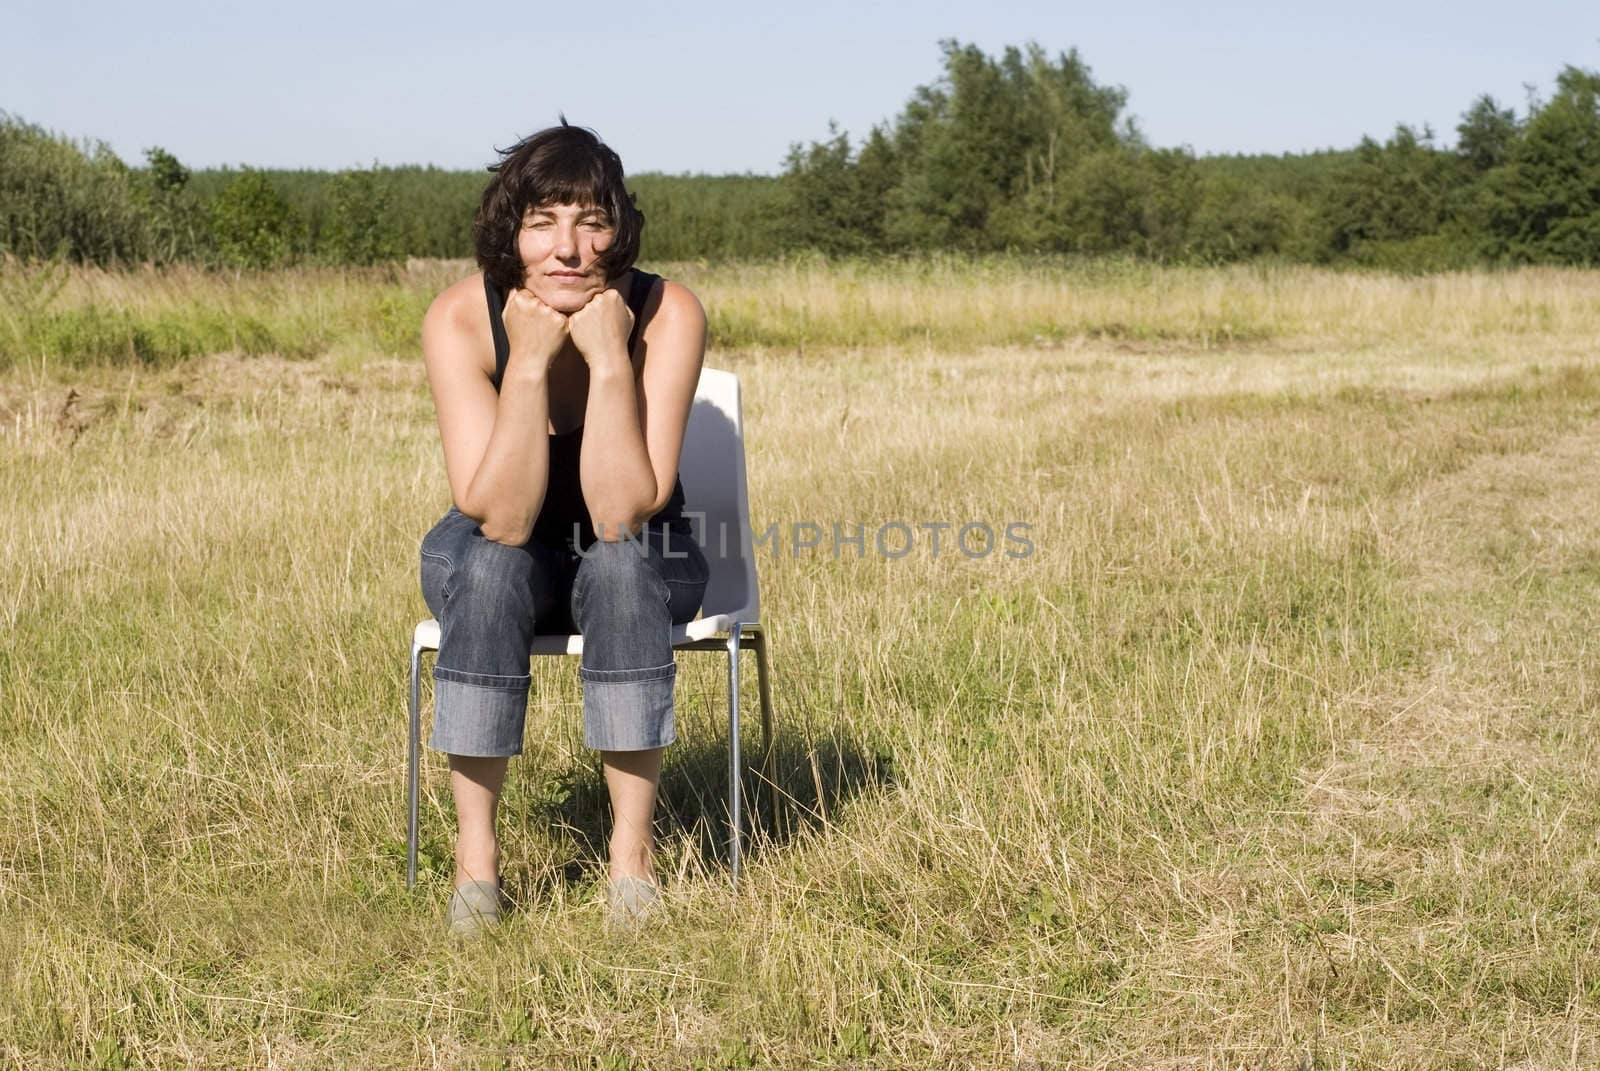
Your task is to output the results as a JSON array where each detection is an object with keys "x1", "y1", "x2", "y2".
[{"x1": 554, "y1": 226, "x2": 578, "y2": 258}]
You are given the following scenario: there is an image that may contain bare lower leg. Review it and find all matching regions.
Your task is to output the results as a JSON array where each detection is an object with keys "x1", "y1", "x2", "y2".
[
  {"x1": 601, "y1": 748, "x2": 663, "y2": 883},
  {"x1": 449, "y1": 754, "x2": 509, "y2": 887}
]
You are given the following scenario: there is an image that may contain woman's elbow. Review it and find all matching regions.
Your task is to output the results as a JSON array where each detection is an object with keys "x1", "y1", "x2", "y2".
[
  {"x1": 590, "y1": 518, "x2": 643, "y2": 543},
  {"x1": 480, "y1": 518, "x2": 534, "y2": 547},
  {"x1": 458, "y1": 498, "x2": 534, "y2": 547}
]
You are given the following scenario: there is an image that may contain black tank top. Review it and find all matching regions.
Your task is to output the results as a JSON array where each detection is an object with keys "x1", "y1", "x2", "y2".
[{"x1": 482, "y1": 270, "x2": 690, "y2": 551}]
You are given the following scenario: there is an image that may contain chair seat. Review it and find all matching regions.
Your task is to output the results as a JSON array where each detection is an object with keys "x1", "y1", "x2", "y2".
[{"x1": 411, "y1": 613, "x2": 744, "y2": 657}]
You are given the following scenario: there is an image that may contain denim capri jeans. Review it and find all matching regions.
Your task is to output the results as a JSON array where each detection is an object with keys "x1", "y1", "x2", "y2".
[{"x1": 419, "y1": 507, "x2": 711, "y2": 756}]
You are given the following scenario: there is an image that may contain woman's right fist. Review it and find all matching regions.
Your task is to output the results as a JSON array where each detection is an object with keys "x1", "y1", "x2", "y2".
[{"x1": 502, "y1": 288, "x2": 569, "y2": 372}]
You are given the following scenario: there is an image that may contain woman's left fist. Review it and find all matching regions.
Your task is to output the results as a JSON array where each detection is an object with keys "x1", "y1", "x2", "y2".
[{"x1": 567, "y1": 288, "x2": 634, "y2": 367}]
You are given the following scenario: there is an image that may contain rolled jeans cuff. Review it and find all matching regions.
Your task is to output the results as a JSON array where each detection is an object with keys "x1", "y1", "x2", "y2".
[
  {"x1": 579, "y1": 662, "x2": 677, "y2": 751},
  {"x1": 429, "y1": 667, "x2": 529, "y2": 757}
]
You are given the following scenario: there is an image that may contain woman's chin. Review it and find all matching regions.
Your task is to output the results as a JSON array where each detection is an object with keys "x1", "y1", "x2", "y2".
[{"x1": 531, "y1": 286, "x2": 597, "y2": 314}]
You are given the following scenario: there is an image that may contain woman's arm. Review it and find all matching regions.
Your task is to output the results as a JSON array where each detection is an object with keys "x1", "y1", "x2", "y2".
[
  {"x1": 422, "y1": 280, "x2": 567, "y2": 545},
  {"x1": 569, "y1": 280, "x2": 707, "y2": 542}
]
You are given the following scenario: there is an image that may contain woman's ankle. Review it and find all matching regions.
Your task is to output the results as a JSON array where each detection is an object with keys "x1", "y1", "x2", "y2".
[
  {"x1": 454, "y1": 831, "x2": 499, "y2": 887},
  {"x1": 607, "y1": 837, "x2": 654, "y2": 883}
]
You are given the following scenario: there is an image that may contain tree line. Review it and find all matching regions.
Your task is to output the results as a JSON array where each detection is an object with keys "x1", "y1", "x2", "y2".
[{"x1": 3, "y1": 41, "x2": 1598, "y2": 271}]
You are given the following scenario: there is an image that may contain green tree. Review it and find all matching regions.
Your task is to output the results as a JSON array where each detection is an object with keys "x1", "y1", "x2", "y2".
[
  {"x1": 1480, "y1": 66, "x2": 1600, "y2": 263},
  {"x1": 319, "y1": 165, "x2": 403, "y2": 265},
  {"x1": 1187, "y1": 172, "x2": 1295, "y2": 262},
  {"x1": 208, "y1": 169, "x2": 296, "y2": 268},
  {"x1": 1456, "y1": 94, "x2": 1519, "y2": 173},
  {"x1": 1131, "y1": 148, "x2": 1200, "y2": 259},
  {"x1": 1318, "y1": 124, "x2": 1461, "y2": 262},
  {"x1": 144, "y1": 146, "x2": 190, "y2": 193},
  {"x1": 779, "y1": 39, "x2": 1135, "y2": 254},
  {"x1": 632, "y1": 172, "x2": 787, "y2": 261},
  {"x1": 0, "y1": 112, "x2": 148, "y2": 263},
  {"x1": 887, "y1": 40, "x2": 1131, "y2": 249},
  {"x1": 135, "y1": 146, "x2": 204, "y2": 263},
  {"x1": 777, "y1": 122, "x2": 893, "y2": 254}
]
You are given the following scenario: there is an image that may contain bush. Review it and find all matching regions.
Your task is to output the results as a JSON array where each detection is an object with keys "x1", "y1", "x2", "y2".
[
  {"x1": 209, "y1": 170, "x2": 298, "y2": 269},
  {"x1": 0, "y1": 112, "x2": 149, "y2": 263}
]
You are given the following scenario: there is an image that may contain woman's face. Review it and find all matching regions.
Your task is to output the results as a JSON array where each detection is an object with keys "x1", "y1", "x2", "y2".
[{"x1": 517, "y1": 201, "x2": 616, "y2": 313}]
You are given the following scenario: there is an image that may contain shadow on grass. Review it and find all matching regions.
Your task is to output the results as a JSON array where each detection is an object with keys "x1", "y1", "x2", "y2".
[
  {"x1": 396, "y1": 663, "x2": 895, "y2": 902},
  {"x1": 510, "y1": 729, "x2": 896, "y2": 894}
]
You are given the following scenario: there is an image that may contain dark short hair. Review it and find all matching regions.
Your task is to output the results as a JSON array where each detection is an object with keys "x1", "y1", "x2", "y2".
[{"x1": 472, "y1": 119, "x2": 644, "y2": 291}]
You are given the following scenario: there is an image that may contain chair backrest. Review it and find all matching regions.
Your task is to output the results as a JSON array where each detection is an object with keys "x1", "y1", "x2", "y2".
[{"x1": 679, "y1": 368, "x2": 760, "y2": 623}]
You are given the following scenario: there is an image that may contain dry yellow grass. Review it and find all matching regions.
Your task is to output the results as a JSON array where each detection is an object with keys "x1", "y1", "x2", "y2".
[
  {"x1": 6, "y1": 256, "x2": 1600, "y2": 370},
  {"x1": 686, "y1": 257, "x2": 1600, "y2": 356},
  {"x1": 1, "y1": 263, "x2": 1599, "y2": 1068}
]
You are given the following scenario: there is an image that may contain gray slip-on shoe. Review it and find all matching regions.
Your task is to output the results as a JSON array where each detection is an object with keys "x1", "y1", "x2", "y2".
[
  {"x1": 447, "y1": 879, "x2": 503, "y2": 937},
  {"x1": 606, "y1": 875, "x2": 663, "y2": 932}
]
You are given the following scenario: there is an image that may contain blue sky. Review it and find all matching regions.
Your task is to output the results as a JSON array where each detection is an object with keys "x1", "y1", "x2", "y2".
[{"x1": 4, "y1": 0, "x2": 1593, "y2": 175}]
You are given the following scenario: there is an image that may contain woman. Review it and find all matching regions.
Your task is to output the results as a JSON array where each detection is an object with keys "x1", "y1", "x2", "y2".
[{"x1": 417, "y1": 121, "x2": 710, "y2": 935}]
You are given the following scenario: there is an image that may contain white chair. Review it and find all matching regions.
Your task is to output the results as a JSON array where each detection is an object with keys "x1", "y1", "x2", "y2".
[{"x1": 406, "y1": 368, "x2": 774, "y2": 889}]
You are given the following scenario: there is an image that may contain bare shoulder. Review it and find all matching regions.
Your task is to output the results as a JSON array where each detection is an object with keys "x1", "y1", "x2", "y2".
[
  {"x1": 640, "y1": 278, "x2": 706, "y2": 340},
  {"x1": 422, "y1": 271, "x2": 495, "y2": 377}
]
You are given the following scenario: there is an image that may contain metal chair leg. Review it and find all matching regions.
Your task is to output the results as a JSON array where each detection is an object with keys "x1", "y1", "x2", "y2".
[
  {"x1": 726, "y1": 627, "x2": 743, "y2": 887},
  {"x1": 407, "y1": 641, "x2": 423, "y2": 891},
  {"x1": 751, "y1": 628, "x2": 775, "y2": 757}
]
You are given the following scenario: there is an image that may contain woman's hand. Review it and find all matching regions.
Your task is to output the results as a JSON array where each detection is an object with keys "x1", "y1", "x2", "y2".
[
  {"x1": 567, "y1": 288, "x2": 635, "y2": 370},
  {"x1": 502, "y1": 287, "x2": 570, "y2": 375}
]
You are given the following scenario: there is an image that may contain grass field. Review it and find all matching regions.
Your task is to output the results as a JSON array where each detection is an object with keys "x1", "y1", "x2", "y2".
[{"x1": 2, "y1": 260, "x2": 1599, "y2": 1068}]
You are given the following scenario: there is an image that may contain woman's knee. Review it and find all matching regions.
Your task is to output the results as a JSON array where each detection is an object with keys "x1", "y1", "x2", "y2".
[
  {"x1": 572, "y1": 539, "x2": 669, "y2": 630},
  {"x1": 445, "y1": 534, "x2": 557, "y2": 623}
]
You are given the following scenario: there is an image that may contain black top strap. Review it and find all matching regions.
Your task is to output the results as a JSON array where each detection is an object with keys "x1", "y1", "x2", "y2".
[
  {"x1": 625, "y1": 269, "x2": 661, "y2": 351},
  {"x1": 486, "y1": 269, "x2": 662, "y2": 391}
]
